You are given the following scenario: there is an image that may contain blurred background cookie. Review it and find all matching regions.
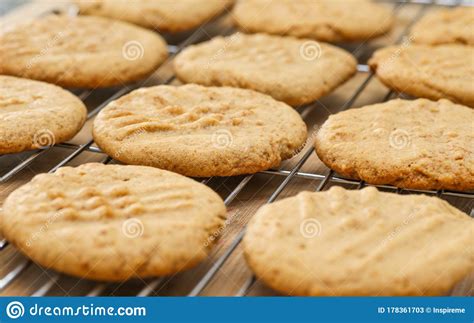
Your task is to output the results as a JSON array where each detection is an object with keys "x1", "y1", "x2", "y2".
[
  {"x1": 369, "y1": 44, "x2": 474, "y2": 107},
  {"x1": 174, "y1": 33, "x2": 357, "y2": 106},
  {"x1": 233, "y1": 0, "x2": 393, "y2": 42},
  {"x1": 410, "y1": 7, "x2": 474, "y2": 45},
  {"x1": 0, "y1": 15, "x2": 168, "y2": 88},
  {"x1": 76, "y1": 0, "x2": 233, "y2": 32},
  {"x1": 0, "y1": 75, "x2": 86, "y2": 154}
]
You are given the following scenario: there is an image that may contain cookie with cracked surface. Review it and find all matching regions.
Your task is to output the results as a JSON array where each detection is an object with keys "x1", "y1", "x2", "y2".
[
  {"x1": 0, "y1": 76, "x2": 87, "y2": 155},
  {"x1": 93, "y1": 84, "x2": 307, "y2": 177},
  {"x1": 369, "y1": 44, "x2": 474, "y2": 107},
  {"x1": 233, "y1": 0, "x2": 393, "y2": 42},
  {"x1": 314, "y1": 99, "x2": 474, "y2": 191},
  {"x1": 76, "y1": 0, "x2": 232, "y2": 32},
  {"x1": 244, "y1": 186, "x2": 474, "y2": 296},
  {"x1": 173, "y1": 33, "x2": 357, "y2": 106},
  {"x1": 0, "y1": 15, "x2": 168, "y2": 88},
  {"x1": 1, "y1": 163, "x2": 226, "y2": 281},
  {"x1": 410, "y1": 7, "x2": 474, "y2": 45}
]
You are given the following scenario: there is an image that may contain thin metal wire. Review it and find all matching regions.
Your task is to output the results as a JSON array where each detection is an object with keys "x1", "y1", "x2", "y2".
[
  {"x1": 0, "y1": 239, "x2": 8, "y2": 250},
  {"x1": 86, "y1": 284, "x2": 107, "y2": 297},
  {"x1": 136, "y1": 278, "x2": 166, "y2": 297},
  {"x1": 1, "y1": 150, "x2": 48, "y2": 182},
  {"x1": 357, "y1": 64, "x2": 370, "y2": 73},
  {"x1": 0, "y1": 258, "x2": 30, "y2": 290},
  {"x1": 31, "y1": 273, "x2": 60, "y2": 297},
  {"x1": 260, "y1": 170, "x2": 474, "y2": 199}
]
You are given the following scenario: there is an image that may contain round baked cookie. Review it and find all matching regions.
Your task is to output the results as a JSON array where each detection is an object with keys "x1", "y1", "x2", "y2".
[
  {"x1": 76, "y1": 0, "x2": 232, "y2": 32},
  {"x1": 244, "y1": 186, "x2": 474, "y2": 296},
  {"x1": 410, "y1": 7, "x2": 474, "y2": 45},
  {"x1": 0, "y1": 76, "x2": 87, "y2": 155},
  {"x1": 173, "y1": 33, "x2": 357, "y2": 106},
  {"x1": 1, "y1": 163, "x2": 226, "y2": 281},
  {"x1": 314, "y1": 99, "x2": 474, "y2": 191},
  {"x1": 233, "y1": 0, "x2": 393, "y2": 42},
  {"x1": 0, "y1": 15, "x2": 168, "y2": 88},
  {"x1": 369, "y1": 44, "x2": 474, "y2": 107},
  {"x1": 93, "y1": 84, "x2": 307, "y2": 177}
]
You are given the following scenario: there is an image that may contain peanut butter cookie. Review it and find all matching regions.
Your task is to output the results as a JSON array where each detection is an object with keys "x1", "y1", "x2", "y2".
[
  {"x1": 1, "y1": 163, "x2": 226, "y2": 281},
  {"x1": 0, "y1": 15, "x2": 168, "y2": 88},
  {"x1": 244, "y1": 186, "x2": 474, "y2": 295},
  {"x1": 0, "y1": 76, "x2": 87, "y2": 154},
  {"x1": 315, "y1": 99, "x2": 474, "y2": 190},
  {"x1": 93, "y1": 84, "x2": 307, "y2": 176},
  {"x1": 233, "y1": 0, "x2": 393, "y2": 42},
  {"x1": 369, "y1": 44, "x2": 474, "y2": 107},
  {"x1": 174, "y1": 33, "x2": 357, "y2": 106}
]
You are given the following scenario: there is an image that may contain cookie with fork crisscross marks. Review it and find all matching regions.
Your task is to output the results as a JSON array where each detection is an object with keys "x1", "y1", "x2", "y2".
[
  {"x1": 0, "y1": 75, "x2": 87, "y2": 155},
  {"x1": 233, "y1": 0, "x2": 393, "y2": 42},
  {"x1": 369, "y1": 44, "x2": 474, "y2": 107},
  {"x1": 93, "y1": 84, "x2": 307, "y2": 177},
  {"x1": 410, "y1": 7, "x2": 474, "y2": 45},
  {"x1": 173, "y1": 33, "x2": 357, "y2": 106},
  {"x1": 0, "y1": 163, "x2": 226, "y2": 281},
  {"x1": 0, "y1": 15, "x2": 168, "y2": 88},
  {"x1": 244, "y1": 186, "x2": 474, "y2": 296},
  {"x1": 76, "y1": 0, "x2": 233, "y2": 32},
  {"x1": 315, "y1": 99, "x2": 474, "y2": 191}
]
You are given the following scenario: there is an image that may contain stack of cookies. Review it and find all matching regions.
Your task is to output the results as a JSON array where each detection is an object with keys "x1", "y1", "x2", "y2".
[{"x1": 0, "y1": 1, "x2": 472, "y2": 296}]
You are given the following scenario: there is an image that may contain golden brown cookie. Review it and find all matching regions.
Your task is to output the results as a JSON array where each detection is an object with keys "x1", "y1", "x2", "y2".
[
  {"x1": 244, "y1": 186, "x2": 474, "y2": 296},
  {"x1": 93, "y1": 84, "x2": 307, "y2": 177},
  {"x1": 0, "y1": 76, "x2": 87, "y2": 155},
  {"x1": 76, "y1": 0, "x2": 232, "y2": 32},
  {"x1": 314, "y1": 99, "x2": 474, "y2": 191},
  {"x1": 410, "y1": 7, "x2": 474, "y2": 45},
  {"x1": 174, "y1": 33, "x2": 357, "y2": 106},
  {"x1": 0, "y1": 15, "x2": 168, "y2": 88},
  {"x1": 1, "y1": 163, "x2": 226, "y2": 281},
  {"x1": 233, "y1": 0, "x2": 393, "y2": 42},
  {"x1": 369, "y1": 44, "x2": 474, "y2": 107}
]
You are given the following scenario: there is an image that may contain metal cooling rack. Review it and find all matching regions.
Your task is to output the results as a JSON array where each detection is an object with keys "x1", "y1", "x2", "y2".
[{"x1": 0, "y1": 0, "x2": 472, "y2": 297}]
